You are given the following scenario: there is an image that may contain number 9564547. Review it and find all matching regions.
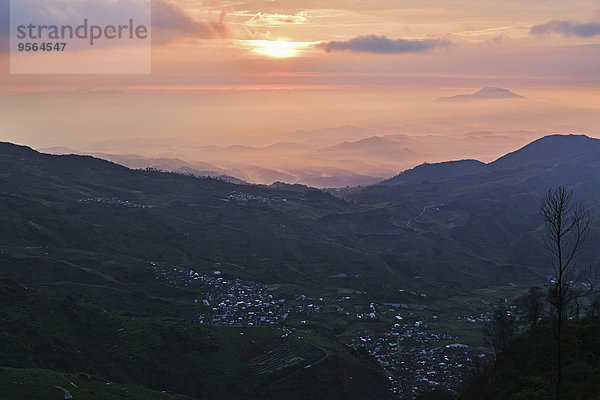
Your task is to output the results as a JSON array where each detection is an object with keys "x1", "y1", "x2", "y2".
[{"x1": 17, "y1": 42, "x2": 67, "y2": 52}]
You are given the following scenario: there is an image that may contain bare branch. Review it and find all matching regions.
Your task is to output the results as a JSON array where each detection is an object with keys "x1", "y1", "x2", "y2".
[{"x1": 538, "y1": 186, "x2": 591, "y2": 400}]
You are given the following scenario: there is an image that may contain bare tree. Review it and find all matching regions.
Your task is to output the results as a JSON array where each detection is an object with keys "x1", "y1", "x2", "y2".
[
  {"x1": 539, "y1": 186, "x2": 590, "y2": 400},
  {"x1": 482, "y1": 305, "x2": 519, "y2": 357},
  {"x1": 516, "y1": 286, "x2": 545, "y2": 328},
  {"x1": 586, "y1": 294, "x2": 600, "y2": 318}
]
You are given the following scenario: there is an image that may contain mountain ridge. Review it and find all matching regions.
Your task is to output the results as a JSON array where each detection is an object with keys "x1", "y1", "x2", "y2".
[
  {"x1": 381, "y1": 134, "x2": 598, "y2": 185},
  {"x1": 490, "y1": 133, "x2": 600, "y2": 170},
  {"x1": 13, "y1": 134, "x2": 600, "y2": 189},
  {"x1": 437, "y1": 87, "x2": 525, "y2": 101}
]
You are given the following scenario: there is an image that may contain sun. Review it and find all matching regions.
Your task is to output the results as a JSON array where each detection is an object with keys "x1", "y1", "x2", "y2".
[{"x1": 247, "y1": 40, "x2": 310, "y2": 59}]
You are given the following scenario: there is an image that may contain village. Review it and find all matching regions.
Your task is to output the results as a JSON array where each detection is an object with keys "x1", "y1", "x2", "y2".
[
  {"x1": 197, "y1": 275, "x2": 295, "y2": 326},
  {"x1": 79, "y1": 197, "x2": 153, "y2": 209},
  {"x1": 150, "y1": 262, "x2": 489, "y2": 399},
  {"x1": 356, "y1": 322, "x2": 489, "y2": 398},
  {"x1": 225, "y1": 191, "x2": 272, "y2": 203},
  {"x1": 150, "y1": 263, "x2": 320, "y2": 326}
]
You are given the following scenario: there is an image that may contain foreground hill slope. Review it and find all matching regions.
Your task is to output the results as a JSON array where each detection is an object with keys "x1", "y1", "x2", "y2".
[
  {"x1": 459, "y1": 319, "x2": 600, "y2": 400},
  {"x1": 0, "y1": 279, "x2": 391, "y2": 400}
]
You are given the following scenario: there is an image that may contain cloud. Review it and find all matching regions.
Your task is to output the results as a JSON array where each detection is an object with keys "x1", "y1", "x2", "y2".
[
  {"x1": 317, "y1": 35, "x2": 450, "y2": 54},
  {"x1": 530, "y1": 20, "x2": 600, "y2": 37},
  {"x1": 488, "y1": 34, "x2": 512, "y2": 44},
  {"x1": 0, "y1": 0, "x2": 227, "y2": 54},
  {"x1": 152, "y1": 0, "x2": 229, "y2": 43},
  {"x1": 246, "y1": 12, "x2": 309, "y2": 27}
]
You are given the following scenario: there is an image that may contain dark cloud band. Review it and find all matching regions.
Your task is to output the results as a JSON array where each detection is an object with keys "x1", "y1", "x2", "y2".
[
  {"x1": 530, "y1": 20, "x2": 600, "y2": 37},
  {"x1": 317, "y1": 35, "x2": 450, "y2": 54}
]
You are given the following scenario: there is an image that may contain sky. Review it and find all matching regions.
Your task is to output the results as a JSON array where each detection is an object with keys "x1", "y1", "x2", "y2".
[{"x1": 1, "y1": 0, "x2": 600, "y2": 186}]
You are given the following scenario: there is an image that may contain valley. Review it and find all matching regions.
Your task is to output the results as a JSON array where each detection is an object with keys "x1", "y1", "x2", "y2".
[{"x1": 1, "y1": 134, "x2": 600, "y2": 398}]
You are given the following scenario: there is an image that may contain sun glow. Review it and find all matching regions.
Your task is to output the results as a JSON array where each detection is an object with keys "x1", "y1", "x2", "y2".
[{"x1": 246, "y1": 40, "x2": 313, "y2": 58}]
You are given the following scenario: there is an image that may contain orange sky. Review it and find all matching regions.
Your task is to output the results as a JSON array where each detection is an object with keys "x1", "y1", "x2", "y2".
[{"x1": 1, "y1": 0, "x2": 600, "y2": 185}]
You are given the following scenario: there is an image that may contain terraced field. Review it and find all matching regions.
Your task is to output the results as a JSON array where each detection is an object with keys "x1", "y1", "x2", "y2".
[
  {"x1": 248, "y1": 339, "x2": 323, "y2": 376},
  {"x1": 118, "y1": 329, "x2": 165, "y2": 361}
]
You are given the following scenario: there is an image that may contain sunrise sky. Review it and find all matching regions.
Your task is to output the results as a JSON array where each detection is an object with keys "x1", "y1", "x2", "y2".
[{"x1": 1, "y1": 0, "x2": 600, "y2": 186}]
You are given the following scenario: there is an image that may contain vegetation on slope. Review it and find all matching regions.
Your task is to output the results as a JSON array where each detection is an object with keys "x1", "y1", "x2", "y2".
[
  {"x1": 0, "y1": 279, "x2": 392, "y2": 400},
  {"x1": 460, "y1": 319, "x2": 600, "y2": 400}
]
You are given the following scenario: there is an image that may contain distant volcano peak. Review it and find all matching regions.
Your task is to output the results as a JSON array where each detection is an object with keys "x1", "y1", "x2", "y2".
[{"x1": 438, "y1": 87, "x2": 524, "y2": 101}]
